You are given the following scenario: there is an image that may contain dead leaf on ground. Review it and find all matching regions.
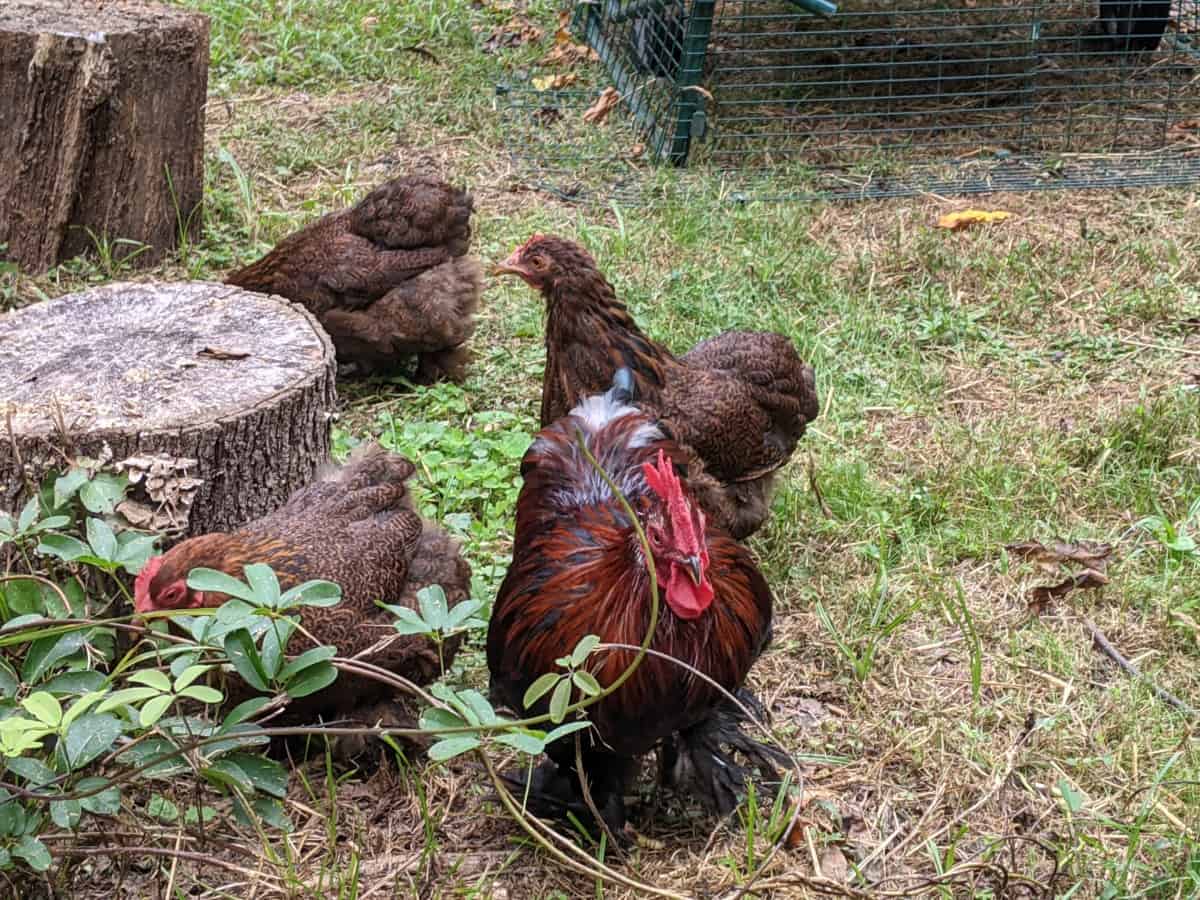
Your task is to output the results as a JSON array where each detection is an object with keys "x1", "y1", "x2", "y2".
[
  {"x1": 542, "y1": 42, "x2": 600, "y2": 66},
  {"x1": 542, "y1": 19, "x2": 599, "y2": 67},
  {"x1": 360, "y1": 15, "x2": 379, "y2": 31},
  {"x1": 936, "y1": 209, "x2": 1012, "y2": 230},
  {"x1": 1029, "y1": 570, "x2": 1109, "y2": 614},
  {"x1": 197, "y1": 347, "x2": 251, "y2": 361},
  {"x1": 1168, "y1": 118, "x2": 1200, "y2": 140},
  {"x1": 480, "y1": 16, "x2": 543, "y2": 53},
  {"x1": 1007, "y1": 539, "x2": 1112, "y2": 574},
  {"x1": 628, "y1": 142, "x2": 646, "y2": 159},
  {"x1": 1007, "y1": 539, "x2": 1112, "y2": 615},
  {"x1": 583, "y1": 87, "x2": 620, "y2": 125},
  {"x1": 819, "y1": 846, "x2": 850, "y2": 882},
  {"x1": 531, "y1": 72, "x2": 578, "y2": 91},
  {"x1": 531, "y1": 106, "x2": 562, "y2": 124}
]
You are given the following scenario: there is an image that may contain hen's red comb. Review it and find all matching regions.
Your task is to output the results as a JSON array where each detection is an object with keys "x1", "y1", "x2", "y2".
[
  {"x1": 133, "y1": 555, "x2": 165, "y2": 614},
  {"x1": 641, "y1": 450, "x2": 702, "y2": 554}
]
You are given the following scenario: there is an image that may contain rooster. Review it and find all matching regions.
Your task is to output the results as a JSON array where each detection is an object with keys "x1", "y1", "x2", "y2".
[
  {"x1": 494, "y1": 234, "x2": 818, "y2": 538},
  {"x1": 134, "y1": 444, "x2": 472, "y2": 720},
  {"x1": 487, "y1": 369, "x2": 784, "y2": 833},
  {"x1": 227, "y1": 175, "x2": 481, "y2": 383}
]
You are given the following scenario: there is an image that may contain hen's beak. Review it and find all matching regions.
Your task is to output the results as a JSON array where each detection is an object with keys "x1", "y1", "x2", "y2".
[
  {"x1": 682, "y1": 555, "x2": 704, "y2": 585},
  {"x1": 491, "y1": 249, "x2": 531, "y2": 280}
]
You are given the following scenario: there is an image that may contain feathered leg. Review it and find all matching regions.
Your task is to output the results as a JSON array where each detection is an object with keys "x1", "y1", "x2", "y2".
[{"x1": 660, "y1": 687, "x2": 789, "y2": 817}]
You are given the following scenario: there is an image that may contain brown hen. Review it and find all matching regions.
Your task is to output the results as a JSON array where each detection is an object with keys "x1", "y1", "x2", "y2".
[
  {"x1": 494, "y1": 234, "x2": 819, "y2": 538},
  {"x1": 134, "y1": 444, "x2": 472, "y2": 721},
  {"x1": 226, "y1": 175, "x2": 481, "y2": 382}
]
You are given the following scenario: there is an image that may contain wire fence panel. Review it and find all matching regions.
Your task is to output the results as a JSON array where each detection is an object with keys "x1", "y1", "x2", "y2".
[{"x1": 497, "y1": 0, "x2": 1200, "y2": 201}]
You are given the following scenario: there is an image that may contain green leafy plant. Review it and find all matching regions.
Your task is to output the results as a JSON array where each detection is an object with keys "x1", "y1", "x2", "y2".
[
  {"x1": 1135, "y1": 495, "x2": 1200, "y2": 567},
  {"x1": 0, "y1": 466, "x2": 350, "y2": 872},
  {"x1": 522, "y1": 634, "x2": 604, "y2": 724},
  {"x1": 384, "y1": 584, "x2": 486, "y2": 673}
]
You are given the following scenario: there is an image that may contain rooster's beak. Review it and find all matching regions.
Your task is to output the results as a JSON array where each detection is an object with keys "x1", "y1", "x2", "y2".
[
  {"x1": 682, "y1": 555, "x2": 704, "y2": 585},
  {"x1": 491, "y1": 249, "x2": 530, "y2": 280}
]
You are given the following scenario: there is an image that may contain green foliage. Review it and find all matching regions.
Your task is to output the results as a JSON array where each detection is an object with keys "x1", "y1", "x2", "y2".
[
  {"x1": 361, "y1": 383, "x2": 535, "y2": 596},
  {"x1": 814, "y1": 549, "x2": 918, "y2": 683},
  {"x1": 521, "y1": 634, "x2": 605, "y2": 724},
  {"x1": 0, "y1": 465, "x2": 352, "y2": 872}
]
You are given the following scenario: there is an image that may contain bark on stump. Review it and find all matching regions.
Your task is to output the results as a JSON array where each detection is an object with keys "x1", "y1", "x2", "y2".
[
  {"x1": 0, "y1": 283, "x2": 337, "y2": 541},
  {"x1": 0, "y1": 1, "x2": 209, "y2": 274}
]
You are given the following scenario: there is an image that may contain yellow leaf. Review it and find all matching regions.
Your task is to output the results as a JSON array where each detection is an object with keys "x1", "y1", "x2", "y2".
[
  {"x1": 532, "y1": 73, "x2": 578, "y2": 91},
  {"x1": 936, "y1": 209, "x2": 1012, "y2": 230}
]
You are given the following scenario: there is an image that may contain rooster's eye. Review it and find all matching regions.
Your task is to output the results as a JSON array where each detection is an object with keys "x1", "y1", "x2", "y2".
[{"x1": 646, "y1": 524, "x2": 666, "y2": 550}]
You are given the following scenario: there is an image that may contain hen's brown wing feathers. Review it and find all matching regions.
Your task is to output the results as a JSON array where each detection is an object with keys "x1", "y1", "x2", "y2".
[{"x1": 320, "y1": 256, "x2": 481, "y2": 378}]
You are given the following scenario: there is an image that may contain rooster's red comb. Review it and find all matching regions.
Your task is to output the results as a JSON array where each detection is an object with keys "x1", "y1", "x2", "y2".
[{"x1": 641, "y1": 450, "x2": 703, "y2": 555}]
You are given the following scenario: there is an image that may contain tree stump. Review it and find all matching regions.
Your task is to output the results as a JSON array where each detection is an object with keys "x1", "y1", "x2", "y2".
[
  {"x1": 0, "y1": 1, "x2": 209, "y2": 274},
  {"x1": 0, "y1": 283, "x2": 337, "y2": 540}
]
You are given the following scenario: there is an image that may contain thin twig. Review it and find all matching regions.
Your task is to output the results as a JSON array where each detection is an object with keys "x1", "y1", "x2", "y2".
[
  {"x1": 574, "y1": 731, "x2": 623, "y2": 855},
  {"x1": 889, "y1": 715, "x2": 1034, "y2": 861},
  {"x1": 48, "y1": 845, "x2": 281, "y2": 884},
  {"x1": 1085, "y1": 618, "x2": 1197, "y2": 717},
  {"x1": 5, "y1": 404, "x2": 35, "y2": 499},
  {"x1": 1116, "y1": 335, "x2": 1200, "y2": 357},
  {"x1": 807, "y1": 451, "x2": 833, "y2": 519}
]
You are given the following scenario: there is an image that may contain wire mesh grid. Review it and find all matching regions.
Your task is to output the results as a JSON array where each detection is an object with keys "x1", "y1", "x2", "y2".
[{"x1": 496, "y1": 0, "x2": 1200, "y2": 201}]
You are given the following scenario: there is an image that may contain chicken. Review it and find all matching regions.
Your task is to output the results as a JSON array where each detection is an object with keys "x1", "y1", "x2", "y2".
[
  {"x1": 1097, "y1": 0, "x2": 1170, "y2": 53},
  {"x1": 226, "y1": 175, "x2": 481, "y2": 383},
  {"x1": 134, "y1": 444, "x2": 472, "y2": 721},
  {"x1": 487, "y1": 369, "x2": 784, "y2": 832},
  {"x1": 493, "y1": 234, "x2": 819, "y2": 538}
]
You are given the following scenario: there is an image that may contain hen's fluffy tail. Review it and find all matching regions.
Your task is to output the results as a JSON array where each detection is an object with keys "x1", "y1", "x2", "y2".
[
  {"x1": 289, "y1": 444, "x2": 418, "y2": 523},
  {"x1": 349, "y1": 175, "x2": 473, "y2": 257},
  {"x1": 320, "y1": 443, "x2": 417, "y2": 489},
  {"x1": 661, "y1": 687, "x2": 790, "y2": 817}
]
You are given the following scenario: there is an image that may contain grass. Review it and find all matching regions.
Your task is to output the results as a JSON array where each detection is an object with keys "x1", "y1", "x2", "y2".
[{"x1": 5, "y1": 0, "x2": 1200, "y2": 895}]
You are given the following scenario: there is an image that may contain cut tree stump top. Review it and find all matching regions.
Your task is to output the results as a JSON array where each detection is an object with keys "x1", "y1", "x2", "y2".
[
  {"x1": 0, "y1": 282, "x2": 331, "y2": 437},
  {"x1": 0, "y1": 1, "x2": 198, "y2": 35}
]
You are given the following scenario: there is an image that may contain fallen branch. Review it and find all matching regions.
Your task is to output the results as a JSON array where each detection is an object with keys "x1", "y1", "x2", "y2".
[{"x1": 1085, "y1": 618, "x2": 1197, "y2": 717}]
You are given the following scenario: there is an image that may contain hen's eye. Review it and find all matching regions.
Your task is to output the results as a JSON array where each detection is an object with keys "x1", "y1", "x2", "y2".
[{"x1": 531, "y1": 255, "x2": 549, "y2": 270}]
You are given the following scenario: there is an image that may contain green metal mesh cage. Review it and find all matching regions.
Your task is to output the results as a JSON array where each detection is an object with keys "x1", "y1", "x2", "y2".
[{"x1": 497, "y1": 0, "x2": 1200, "y2": 201}]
